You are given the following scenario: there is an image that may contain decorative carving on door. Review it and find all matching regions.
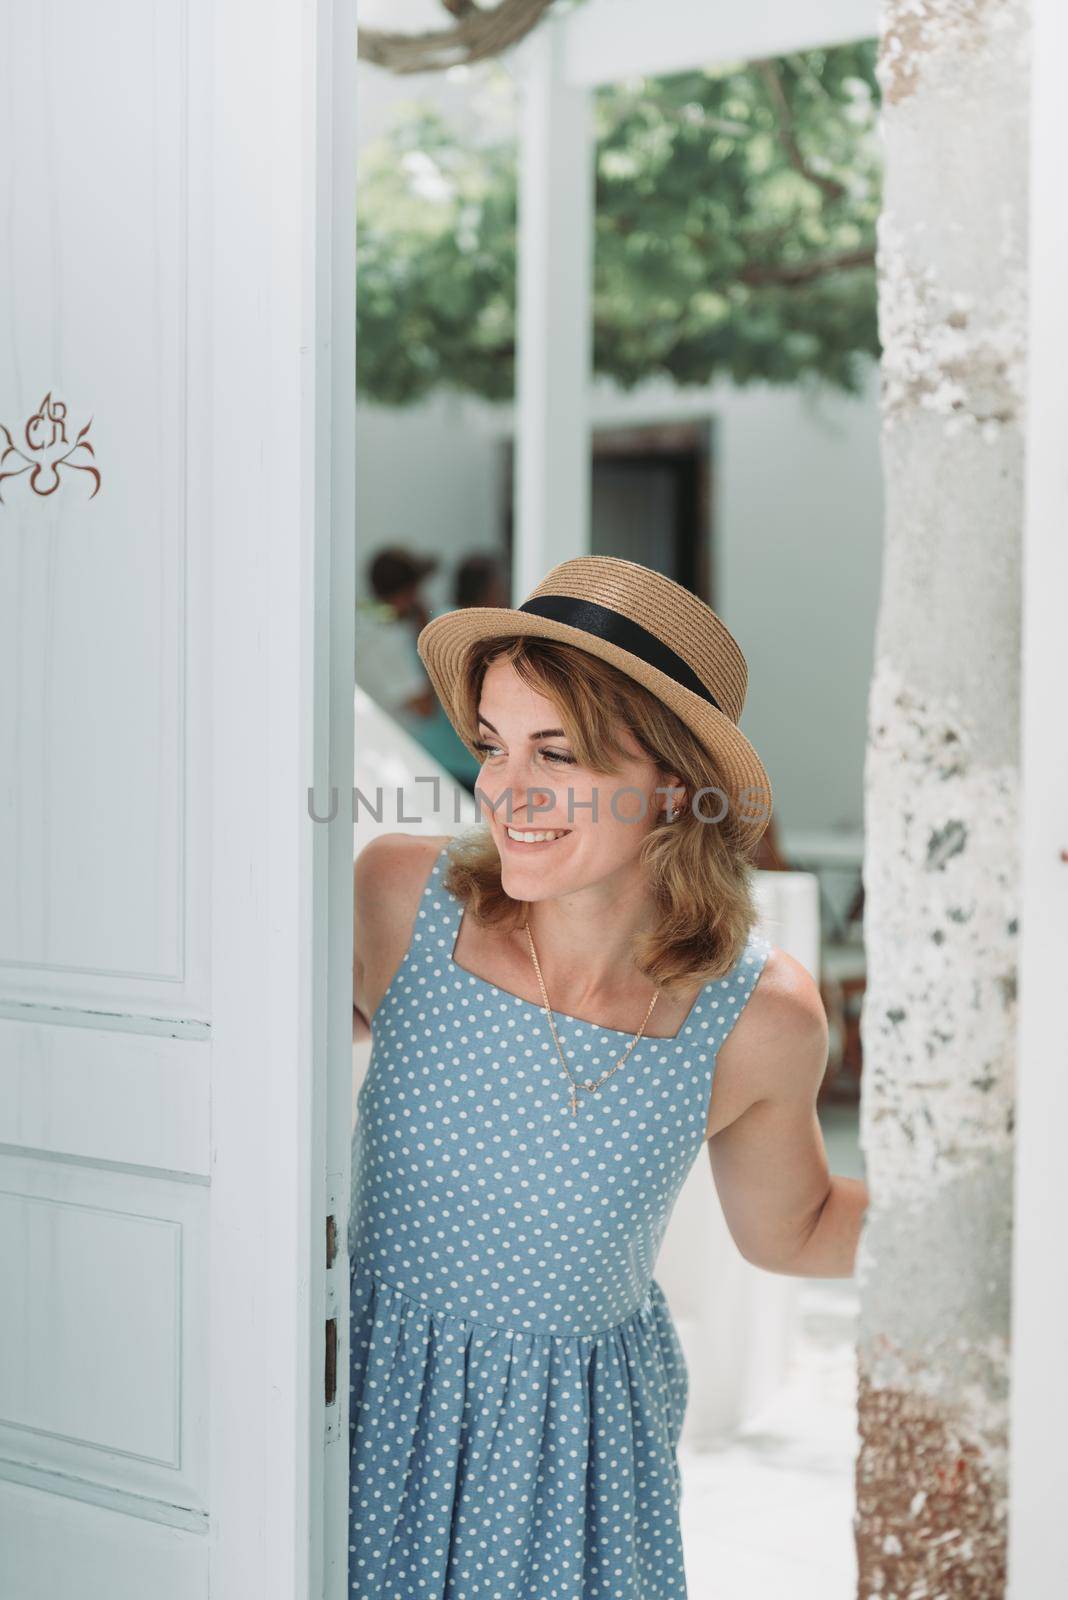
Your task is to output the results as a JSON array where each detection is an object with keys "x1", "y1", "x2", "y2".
[{"x1": 0, "y1": 391, "x2": 101, "y2": 501}]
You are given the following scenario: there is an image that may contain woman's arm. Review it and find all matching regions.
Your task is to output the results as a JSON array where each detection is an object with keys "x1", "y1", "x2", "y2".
[{"x1": 707, "y1": 953, "x2": 869, "y2": 1279}]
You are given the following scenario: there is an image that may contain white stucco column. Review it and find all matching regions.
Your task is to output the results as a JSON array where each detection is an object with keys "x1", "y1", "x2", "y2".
[{"x1": 511, "y1": 18, "x2": 594, "y2": 599}]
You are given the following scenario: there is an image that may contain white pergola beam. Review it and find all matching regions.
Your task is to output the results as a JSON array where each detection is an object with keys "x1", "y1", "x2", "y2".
[
  {"x1": 512, "y1": 18, "x2": 594, "y2": 597},
  {"x1": 561, "y1": 0, "x2": 880, "y2": 87}
]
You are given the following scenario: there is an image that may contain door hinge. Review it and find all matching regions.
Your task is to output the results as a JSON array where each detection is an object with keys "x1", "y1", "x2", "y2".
[
  {"x1": 325, "y1": 1315, "x2": 337, "y2": 1407},
  {"x1": 324, "y1": 1173, "x2": 345, "y2": 1443}
]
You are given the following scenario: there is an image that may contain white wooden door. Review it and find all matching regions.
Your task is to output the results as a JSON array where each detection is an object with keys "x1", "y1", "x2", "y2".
[{"x1": 0, "y1": 3, "x2": 356, "y2": 1596}]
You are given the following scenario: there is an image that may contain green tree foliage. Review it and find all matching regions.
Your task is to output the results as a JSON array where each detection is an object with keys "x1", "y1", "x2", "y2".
[
  {"x1": 357, "y1": 106, "x2": 519, "y2": 405},
  {"x1": 357, "y1": 41, "x2": 881, "y2": 405}
]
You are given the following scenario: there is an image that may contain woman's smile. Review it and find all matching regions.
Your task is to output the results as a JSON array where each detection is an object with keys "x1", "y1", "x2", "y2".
[{"x1": 500, "y1": 822, "x2": 573, "y2": 851}]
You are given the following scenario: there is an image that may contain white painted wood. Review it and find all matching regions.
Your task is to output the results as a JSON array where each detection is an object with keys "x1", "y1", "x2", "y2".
[
  {"x1": 511, "y1": 19, "x2": 594, "y2": 599},
  {"x1": 0, "y1": 1480, "x2": 207, "y2": 1599},
  {"x1": 0, "y1": 0, "x2": 208, "y2": 1024},
  {"x1": 0, "y1": 1153, "x2": 209, "y2": 1517},
  {"x1": 561, "y1": 0, "x2": 881, "y2": 87},
  {"x1": 317, "y1": 3, "x2": 358, "y2": 1590},
  {"x1": 206, "y1": 1, "x2": 356, "y2": 1594},
  {"x1": 0, "y1": 2, "x2": 357, "y2": 1596},
  {"x1": 1008, "y1": 0, "x2": 1068, "y2": 1591},
  {"x1": 0, "y1": 1020, "x2": 210, "y2": 1175}
]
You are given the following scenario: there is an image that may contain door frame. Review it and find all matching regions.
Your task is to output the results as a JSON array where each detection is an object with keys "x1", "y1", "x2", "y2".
[{"x1": 207, "y1": 2, "x2": 355, "y2": 1595}]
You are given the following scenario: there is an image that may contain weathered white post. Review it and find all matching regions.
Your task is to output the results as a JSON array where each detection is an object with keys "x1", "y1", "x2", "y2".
[{"x1": 857, "y1": 2, "x2": 1030, "y2": 1593}]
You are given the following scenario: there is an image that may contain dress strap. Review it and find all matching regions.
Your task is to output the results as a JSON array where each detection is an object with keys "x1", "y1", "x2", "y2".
[
  {"x1": 713, "y1": 926, "x2": 773, "y2": 1044},
  {"x1": 719, "y1": 926, "x2": 773, "y2": 1019},
  {"x1": 667, "y1": 924, "x2": 773, "y2": 1154},
  {"x1": 406, "y1": 836, "x2": 464, "y2": 972},
  {"x1": 370, "y1": 838, "x2": 463, "y2": 1024}
]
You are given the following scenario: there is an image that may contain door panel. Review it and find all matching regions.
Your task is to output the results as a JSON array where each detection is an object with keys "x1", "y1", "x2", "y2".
[
  {"x1": 0, "y1": 0, "x2": 207, "y2": 1021},
  {"x1": 0, "y1": 1152, "x2": 208, "y2": 1515},
  {"x1": 0, "y1": 1487, "x2": 206, "y2": 1599},
  {"x1": 0, "y1": 1020, "x2": 210, "y2": 1172}
]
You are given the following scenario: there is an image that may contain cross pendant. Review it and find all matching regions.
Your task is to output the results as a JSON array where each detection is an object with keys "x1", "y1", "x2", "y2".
[{"x1": 569, "y1": 1088, "x2": 579, "y2": 1116}]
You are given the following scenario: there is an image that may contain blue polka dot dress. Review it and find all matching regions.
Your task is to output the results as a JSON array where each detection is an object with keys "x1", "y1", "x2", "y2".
[{"x1": 349, "y1": 836, "x2": 771, "y2": 1598}]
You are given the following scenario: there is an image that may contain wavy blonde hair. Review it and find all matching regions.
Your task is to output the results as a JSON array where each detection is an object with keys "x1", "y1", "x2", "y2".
[{"x1": 441, "y1": 635, "x2": 762, "y2": 989}]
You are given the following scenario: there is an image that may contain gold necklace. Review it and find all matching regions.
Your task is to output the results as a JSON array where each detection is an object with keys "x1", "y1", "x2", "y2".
[{"x1": 522, "y1": 915, "x2": 661, "y2": 1117}]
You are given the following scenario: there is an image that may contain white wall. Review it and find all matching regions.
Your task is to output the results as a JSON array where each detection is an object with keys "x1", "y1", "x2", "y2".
[
  {"x1": 708, "y1": 370, "x2": 882, "y2": 833},
  {"x1": 587, "y1": 371, "x2": 882, "y2": 833},
  {"x1": 355, "y1": 393, "x2": 505, "y2": 610}
]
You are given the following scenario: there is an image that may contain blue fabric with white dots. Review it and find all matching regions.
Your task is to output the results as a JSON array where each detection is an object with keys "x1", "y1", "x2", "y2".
[{"x1": 349, "y1": 834, "x2": 771, "y2": 1598}]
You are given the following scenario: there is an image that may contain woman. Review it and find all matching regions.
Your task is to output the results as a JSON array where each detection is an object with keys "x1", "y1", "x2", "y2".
[{"x1": 350, "y1": 555, "x2": 868, "y2": 1599}]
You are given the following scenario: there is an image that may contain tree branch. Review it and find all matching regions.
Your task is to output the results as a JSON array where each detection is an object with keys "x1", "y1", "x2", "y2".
[
  {"x1": 738, "y1": 246, "x2": 875, "y2": 287},
  {"x1": 753, "y1": 58, "x2": 849, "y2": 204}
]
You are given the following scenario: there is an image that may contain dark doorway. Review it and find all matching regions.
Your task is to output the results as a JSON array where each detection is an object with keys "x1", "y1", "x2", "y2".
[
  {"x1": 498, "y1": 419, "x2": 715, "y2": 603},
  {"x1": 591, "y1": 420, "x2": 713, "y2": 602}
]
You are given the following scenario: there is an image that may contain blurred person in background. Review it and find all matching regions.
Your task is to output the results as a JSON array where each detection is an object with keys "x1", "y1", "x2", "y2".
[
  {"x1": 354, "y1": 545, "x2": 441, "y2": 726},
  {"x1": 428, "y1": 552, "x2": 511, "y2": 790},
  {"x1": 455, "y1": 550, "x2": 510, "y2": 610},
  {"x1": 355, "y1": 543, "x2": 492, "y2": 795},
  {"x1": 412, "y1": 551, "x2": 512, "y2": 791}
]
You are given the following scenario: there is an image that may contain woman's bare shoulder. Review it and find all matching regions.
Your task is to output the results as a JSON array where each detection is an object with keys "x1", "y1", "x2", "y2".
[
  {"x1": 355, "y1": 829, "x2": 451, "y2": 885},
  {"x1": 355, "y1": 831, "x2": 452, "y2": 926},
  {"x1": 705, "y1": 944, "x2": 829, "y2": 1137},
  {"x1": 354, "y1": 833, "x2": 453, "y2": 1000},
  {"x1": 748, "y1": 943, "x2": 824, "y2": 1020}
]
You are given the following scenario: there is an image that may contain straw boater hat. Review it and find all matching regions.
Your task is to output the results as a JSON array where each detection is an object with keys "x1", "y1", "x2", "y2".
[{"x1": 416, "y1": 555, "x2": 773, "y2": 849}]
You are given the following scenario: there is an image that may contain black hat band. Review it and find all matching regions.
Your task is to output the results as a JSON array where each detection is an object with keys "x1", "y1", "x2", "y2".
[{"x1": 517, "y1": 593, "x2": 724, "y2": 714}]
